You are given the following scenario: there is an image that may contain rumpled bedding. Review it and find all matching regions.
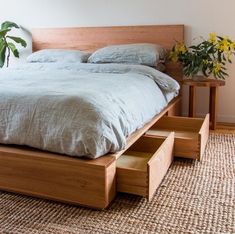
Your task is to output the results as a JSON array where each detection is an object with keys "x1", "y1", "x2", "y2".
[{"x1": 0, "y1": 63, "x2": 180, "y2": 158}]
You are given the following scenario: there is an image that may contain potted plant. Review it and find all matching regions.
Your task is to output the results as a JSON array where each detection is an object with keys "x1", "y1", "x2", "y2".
[
  {"x1": 169, "y1": 33, "x2": 235, "y2": 80},
  {"x1": 0, "y1": 21, "x2": 27, "y2": 68}
]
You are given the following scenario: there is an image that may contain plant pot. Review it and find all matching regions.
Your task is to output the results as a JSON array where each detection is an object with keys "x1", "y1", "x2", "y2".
[
  {"x1": 191, "y1": 71, "x2": 208, "y2": 81},
  {"x1": 192, "y1": 75, "x2": 208, "y2": 81}
]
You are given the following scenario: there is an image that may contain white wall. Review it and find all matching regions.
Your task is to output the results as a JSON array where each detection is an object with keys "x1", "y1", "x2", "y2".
[{"x1": 1, "y1": 0, "x2": 235, "y2": 122}]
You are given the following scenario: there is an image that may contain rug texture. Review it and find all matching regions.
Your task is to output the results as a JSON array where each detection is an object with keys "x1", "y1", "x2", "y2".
[{"x1": 0, "y1": 133, "x2": 234, "y2": 234}]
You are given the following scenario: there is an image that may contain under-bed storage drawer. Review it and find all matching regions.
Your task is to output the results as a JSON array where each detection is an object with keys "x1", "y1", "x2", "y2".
[
  {"x1": 116, "y1": 133, "x2": 174, "y2": 201},
  {"x1": 145, "y1": 114, "x2": 210, "y2": 160}
]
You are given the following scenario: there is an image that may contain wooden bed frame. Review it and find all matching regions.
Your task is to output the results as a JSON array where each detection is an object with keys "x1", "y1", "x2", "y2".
[{"x1": 0, "y1": 25, "x2": 184, "y2": 209}]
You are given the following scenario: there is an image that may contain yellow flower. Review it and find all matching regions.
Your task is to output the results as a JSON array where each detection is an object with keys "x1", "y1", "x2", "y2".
[
  {"x1": 179, "y1": 44, "x2": 187, "y2": 54},
  {"x1": 174, "y1": 42, "x2": 187, "y2": 54},
  {"x1": 217, "y1": 37, "x2": 230, "y2": 52},
  {"x1": 203, "y1": 59, "x2": 209, "y2": 65},
  {"x1": 212, "y1": 62, "x2": 222, "y2": 74},
  {"x1": 209, "y1": 33, "x2": 217, "y2": 44},
  {"x1": 232, "y1": 41, "x2": 235, "y2": 50},
  {"x1": 169, "y1": 51, "x2": 178, "y2": 62}
]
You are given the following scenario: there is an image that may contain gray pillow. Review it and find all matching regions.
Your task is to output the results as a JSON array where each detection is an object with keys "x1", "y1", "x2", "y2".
[
  {"x1": 88, "y1": 43, "x2": 167, "y2": 66},
  {"x1": 27, "y1": 49, "x2": 91, "y2": 63}
]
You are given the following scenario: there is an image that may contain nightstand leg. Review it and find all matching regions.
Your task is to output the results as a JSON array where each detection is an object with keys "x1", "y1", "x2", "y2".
[
  {"x1": 209, "y1": 87, "x2": 218, "y2": 130},
  {"x1": 189, "y1": 86, "x2": 196, "y2": 117}
]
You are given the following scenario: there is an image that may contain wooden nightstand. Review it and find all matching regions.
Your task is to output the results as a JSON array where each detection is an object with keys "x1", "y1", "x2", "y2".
[{"x1": 182, "y1": 79, "x2": 225, "y2": 130}]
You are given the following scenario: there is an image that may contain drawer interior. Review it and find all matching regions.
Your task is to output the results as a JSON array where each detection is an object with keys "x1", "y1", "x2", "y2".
[
  {"x1": 116, "y1": 151, "x2": 152, "y2": 171},
  {"x1": 147, "y1": 129, "x2": 198, "y2": 140},
  {"x1": 117, "y1": 137, "x2": 165, "y2": 171},
  {"x1": 145, "y1": 114, "x2": 209, "y2": 159},
  {"x1": 149, "y1": 116, "x2": 205, "y2": 133},
  {"x1": 117, "y1": 133, "x2": 174, "y2": 200}
]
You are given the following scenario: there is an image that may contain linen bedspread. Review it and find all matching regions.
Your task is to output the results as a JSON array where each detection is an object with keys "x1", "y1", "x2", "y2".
[{"x1": 0, "y1": 63, "x2": 180, "y2": 158}]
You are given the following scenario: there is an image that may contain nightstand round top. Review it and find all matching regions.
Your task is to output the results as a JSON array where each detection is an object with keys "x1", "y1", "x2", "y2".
[{"x1": 182, "y1": 79, "x2": 225, "y2": 87}]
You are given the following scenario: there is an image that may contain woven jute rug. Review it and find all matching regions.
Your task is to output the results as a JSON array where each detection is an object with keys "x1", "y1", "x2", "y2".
[{"x1": 0, "y1": 133, "x2": 234, "y2": 234}]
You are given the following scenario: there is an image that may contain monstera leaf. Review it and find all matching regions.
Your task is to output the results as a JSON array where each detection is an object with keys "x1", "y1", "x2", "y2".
[{"x1": 0, "y1": 21, "x2": 27, "y2": 68}]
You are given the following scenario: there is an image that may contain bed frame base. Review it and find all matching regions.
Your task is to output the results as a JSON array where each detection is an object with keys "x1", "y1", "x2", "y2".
[{"x1": 0, "y1": 97, "x2": 180, "y2": 209}]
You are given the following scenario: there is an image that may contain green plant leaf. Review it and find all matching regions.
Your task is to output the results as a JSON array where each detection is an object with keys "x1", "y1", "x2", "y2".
[
  {"x1": 189, "y1": 45, "x2": 198, "y2": 50},
  {"x1": 1, "y1": 21, "x2": 19, "y2": 30},
  {"x1": 0, "y1": 38, "x2": 4, "y2": 47},
  {"x1": 0, "y1": 29, "x2": 11, "y2": 37},
  {"x1": 7, "y1": 36, "x2": 27, "y2": 47},
  {"x1": 221, "y1": 70, "x2": 228, "y2": 76},
  {"x1": 7, "y1": 42, "x2": 19, "y2": 58},
  {"x1": 0, "y1": 44, "x2": 7, "y2": 68}
]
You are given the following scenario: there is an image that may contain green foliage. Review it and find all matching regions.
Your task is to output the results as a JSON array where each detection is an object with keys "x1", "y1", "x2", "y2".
[
  {"x1": 1, "y1": 21, "x2": 19, "y2": 30},
  {"x1": 0, "y1": 42, "x2": 6, "y2": 68},
  {"x1": 7, "y1": 36, "x2": 27, "y2": 47},
  {"x1": 169, "y1": 33, "x2": 235, "y2": 80},
  {"x1": 8, "y1": 42, "x2": 19, "y2": 58},
  {"x1": 0, "y1": 21, "x2": 27, "y2": 68}
]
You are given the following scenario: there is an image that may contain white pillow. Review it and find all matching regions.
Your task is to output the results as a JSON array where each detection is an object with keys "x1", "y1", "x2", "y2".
[
  {"x1": 27, "y1": 49, "x2": 91, "y2": 63},
  {"x1": 88, "y1": 43, "x2": 167, "y2": 66}
]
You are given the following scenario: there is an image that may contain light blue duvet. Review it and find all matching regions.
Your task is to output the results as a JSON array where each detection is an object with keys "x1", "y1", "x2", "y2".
[{"x1": 0, "y1": 63, "x2": 179, "y2": 158}]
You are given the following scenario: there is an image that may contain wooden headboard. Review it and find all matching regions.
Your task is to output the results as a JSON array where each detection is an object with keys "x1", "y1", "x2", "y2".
[{"x1": 32, "y1": 25, "x2": 184, "y2": 82}]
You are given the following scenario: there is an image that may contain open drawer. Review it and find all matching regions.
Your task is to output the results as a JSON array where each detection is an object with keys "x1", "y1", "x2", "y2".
[
  {"x1": 145, "y1": 114, "x2": 209, "y2": 160},
  {"x1": 116, "y1": 132, "x2": 174, "y2": 201}
]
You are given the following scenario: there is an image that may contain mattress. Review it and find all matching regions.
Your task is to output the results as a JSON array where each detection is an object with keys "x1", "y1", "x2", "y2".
[{"x1": 0, "y1": 62, "x2": 180, "y2": 158}]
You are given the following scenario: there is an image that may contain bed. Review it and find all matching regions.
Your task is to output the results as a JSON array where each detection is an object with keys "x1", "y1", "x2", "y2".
[{"x1": 0, "y1": 25, "x2": 185, "y2": 209}]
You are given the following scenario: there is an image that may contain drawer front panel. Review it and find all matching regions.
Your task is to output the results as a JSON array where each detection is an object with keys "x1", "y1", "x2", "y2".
[
  {"x1": 117, "y1": 168, "x2": 147, "y2": 196},
  {"x1": 147, "y1": 132, "x2": 174, "y2": 200},
  {"x1": 174, "y1": 138, "x2": 199, "y2": 158}
]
